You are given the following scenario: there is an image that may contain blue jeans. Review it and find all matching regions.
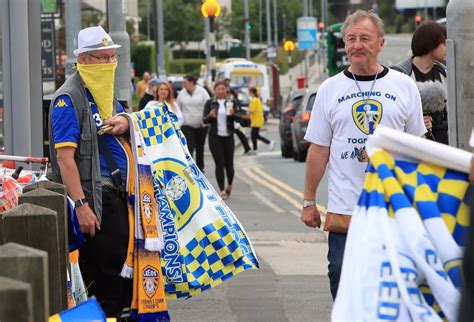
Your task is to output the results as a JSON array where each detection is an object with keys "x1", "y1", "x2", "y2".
[{"x1": 327, "y1": 232, "x2": 347, "y2": 300}]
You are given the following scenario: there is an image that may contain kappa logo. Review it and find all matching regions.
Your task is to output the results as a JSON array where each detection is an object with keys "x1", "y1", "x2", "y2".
[
  {"x1": 142, "y1": 192, "x2": 152, "y2": 203},
  {"x1": 352, "y1": 99, "x2": 383, "y2": 135},
  {"x1": 142, "y1": 265, "x2": 160, "y2": 298},
  {"x1": 55, "y1": 99, "x2": 68, "y2": 108}
]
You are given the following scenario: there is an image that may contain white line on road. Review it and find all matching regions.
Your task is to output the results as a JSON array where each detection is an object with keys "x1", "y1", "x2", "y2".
[{"x1": 235, "y1": 174, "x2": 285, "y2": 213}]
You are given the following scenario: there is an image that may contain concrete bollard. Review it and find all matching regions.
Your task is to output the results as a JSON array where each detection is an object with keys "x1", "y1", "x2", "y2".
[
  {"x1": 0, "y1": 276, "x2": 34, "y2": 322},
  {"x1": 2, "y1": 203, "x2": 62, "y2": 315},
  {"x1": 22, "y1": 180, "x2": 67, "y2": 196},
  {"x1": 20, "y1": 188, "x2": 68, "y2": 310},
  {"x1": 0, "y1": 243, "x2": 48, "y2": 322}
]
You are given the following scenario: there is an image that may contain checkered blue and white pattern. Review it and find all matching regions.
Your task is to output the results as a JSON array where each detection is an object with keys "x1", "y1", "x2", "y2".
[
  {"x1": 333, "y1": 149, "x2": 470, "y2": 321},
  {"x1": 131, "y1": 103, "x2": 259, "y2": 300}
]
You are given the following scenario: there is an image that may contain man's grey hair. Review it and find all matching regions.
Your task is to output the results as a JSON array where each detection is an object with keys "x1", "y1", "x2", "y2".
[{"x1": 341, "y1": 10, "x2": 385, "y2": 39}]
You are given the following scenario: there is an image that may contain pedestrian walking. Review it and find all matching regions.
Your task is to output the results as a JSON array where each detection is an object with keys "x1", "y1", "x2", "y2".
[
  {"x1": 176, "y1": 75, "x2": 210, "y2": 172},
  {"x1": 203, "y1": 81, "x2": 241, "y2": 199},
  {"x1": 135, "y1": 71, "x2": 150, "y2": 99},
  {"x1": 391, "y1": 21, "x2": 448, "y2": 144},
  {"x1": 138, "y1": 77, "x2": 160, "y2": 111},
  {"x1": 145, "y1": 82, "x2": 184, "y2": 126},
  {"x1": 48, "y1": 26, "x2": 133, "y2": 317},
  {"x1": 228, "y1": 88, "x2": 251, "y2": 154},
  {"x1": 300, "y1": 10, "x2": 426, "y2": 300},
  {"x1": 248, "y1": 87, "x2": 274, "y2": 154}
]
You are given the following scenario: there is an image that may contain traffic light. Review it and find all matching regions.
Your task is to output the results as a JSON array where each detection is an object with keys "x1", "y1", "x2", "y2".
[
  {"x1": 246, "y1": 20, "x2": 253, "y2": 30},
  {"x1": 415, "y1": 15, "x2": 422, "y2": 26},
  {"x1": 318, "y1": 22, "x2": 325, "y2": 32}
]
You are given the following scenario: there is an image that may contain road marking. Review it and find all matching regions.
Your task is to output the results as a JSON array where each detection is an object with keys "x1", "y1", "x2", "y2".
[
  {"x1": 243, "y1": 167, "x2": 302, "y2": 210},
  {"x1": 235, "y1": 174, "x2": 285, "y2": 213},
  {"x1": 245, "y1": 166, "x2": 327, "y2": 214}
]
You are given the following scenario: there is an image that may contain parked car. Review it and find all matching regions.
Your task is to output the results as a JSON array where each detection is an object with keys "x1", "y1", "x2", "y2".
[
  {"x1": 291, "y1": 88, "x2": 317, "y2": 162},
  {"x1": 278, "y1": 89, "x2": 307, "y2": 158}
]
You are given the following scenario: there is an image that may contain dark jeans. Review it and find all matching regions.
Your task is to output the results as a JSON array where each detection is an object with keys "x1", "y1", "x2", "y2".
[
  {"x1": 208, "y1": 134, "x2": 235, "y2": 191},
  {"x1": 234, "y1": 128, "x2": 251, "y2": 153},
  {"x1": 327, "y1": 232, "x2": 347, "y2": 300},
  {"x1": 79, "y1": 189, "x2": 132, "y2": 316},
  {"x1": 251, "y1": 127, "x2": 270, "y2": 150},
  {"x1": 182, "y1": 125, "x2": 208, "y2": 171}
]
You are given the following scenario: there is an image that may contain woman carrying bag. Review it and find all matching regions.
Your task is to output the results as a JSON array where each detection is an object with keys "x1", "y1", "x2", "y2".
[{"x1": 203, "y1": 81, "x2": 242, "y2": 200}]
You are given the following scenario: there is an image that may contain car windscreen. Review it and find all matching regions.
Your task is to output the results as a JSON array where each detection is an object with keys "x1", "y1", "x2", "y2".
[
  {"x1": 306, "y1": 93, "x2": 316, "y2": 111},
  {"x1": 292, "y1": 96, "x2": 304, "y2": 111}
]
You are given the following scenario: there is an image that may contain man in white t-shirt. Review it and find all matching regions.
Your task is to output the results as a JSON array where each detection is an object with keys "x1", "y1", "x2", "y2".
[{"x1": 300, "y1": 10, "x2": 426, "y2": 300}]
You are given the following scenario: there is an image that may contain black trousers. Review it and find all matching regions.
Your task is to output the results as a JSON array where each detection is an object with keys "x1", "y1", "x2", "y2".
[
  {"x1": 181, "y1": 125, "x2": 208, "y2": 171},
  {"x1": 234, "y1": 128, "x2": 251, "y2": 153},
  {"x1": 79, "y1": 189, "x2": 132, "y2": 317},
  {"x1": 208, "y1": 134, "x2": 235, "y2": 191},
  {"x1": 251, "y1": 127, "x2": 270, "y2": 150}
]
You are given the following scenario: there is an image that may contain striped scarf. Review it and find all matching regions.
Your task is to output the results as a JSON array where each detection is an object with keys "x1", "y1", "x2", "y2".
[{"x1": 121, "y1": 102, "x2": 259, "y2": 318}]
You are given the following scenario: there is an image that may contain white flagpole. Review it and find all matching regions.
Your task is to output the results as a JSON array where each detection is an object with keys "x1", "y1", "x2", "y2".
[{"x1": 367, "y1": 125, "x2": 472, "y2": 174}]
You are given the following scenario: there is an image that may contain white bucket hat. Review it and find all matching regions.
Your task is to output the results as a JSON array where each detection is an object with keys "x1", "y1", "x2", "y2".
[{"x1": 73, "y1": 26, "x2": 121, "y2": 56}]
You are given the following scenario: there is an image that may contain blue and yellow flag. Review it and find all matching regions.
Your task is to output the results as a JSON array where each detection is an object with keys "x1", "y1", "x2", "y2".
[
  {"x1": 129, "y1": 103, "x2": 259, "y2": 300},
  {"x1": 333, "y1": 149, "x2": 471, "y2": 322}
]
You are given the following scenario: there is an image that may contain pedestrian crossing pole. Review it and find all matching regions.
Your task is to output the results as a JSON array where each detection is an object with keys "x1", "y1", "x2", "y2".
[{"x1": 202, "y1": 0, "x2": 221, "y2": 82}]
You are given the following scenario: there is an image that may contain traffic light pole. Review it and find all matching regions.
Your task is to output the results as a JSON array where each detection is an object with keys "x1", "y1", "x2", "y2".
[
  {"x1": 244, "y1": 0, "x2": 251, "y2": 60},
  {"x1": 209, "y1": 17, "x2": 217, "y2": 81}
]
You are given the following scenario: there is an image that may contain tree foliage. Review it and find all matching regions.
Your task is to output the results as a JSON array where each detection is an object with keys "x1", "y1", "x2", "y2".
[{"x1": 138, "y1": 0, "x2": 205, "y2": 44}]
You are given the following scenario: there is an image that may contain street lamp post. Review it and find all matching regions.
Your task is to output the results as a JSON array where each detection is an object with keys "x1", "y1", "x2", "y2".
[
  {"x1": 284, "y1": 40, "x2": 295, "y2": 89},
  {"x1": 201, "y1": 0, "x2": 221, "y2": 82}
]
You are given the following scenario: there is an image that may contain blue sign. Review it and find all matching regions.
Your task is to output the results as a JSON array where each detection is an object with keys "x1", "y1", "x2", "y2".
[{"x1": 297, "y1": 17, "x2": 318, "y2": 50}]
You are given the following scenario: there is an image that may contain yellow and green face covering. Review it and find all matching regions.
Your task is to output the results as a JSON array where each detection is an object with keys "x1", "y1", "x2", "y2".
[{"x1": 76, "y1": 61, "x2": 117, "y2": 120}]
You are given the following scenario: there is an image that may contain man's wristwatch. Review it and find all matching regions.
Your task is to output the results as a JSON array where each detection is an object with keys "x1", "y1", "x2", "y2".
[
  {"x1": 74, "y1": 198, "x2": 88, "y2": 208},
  {"x1": 303, "y1": 200, "x2": 316, "y2": 208}
]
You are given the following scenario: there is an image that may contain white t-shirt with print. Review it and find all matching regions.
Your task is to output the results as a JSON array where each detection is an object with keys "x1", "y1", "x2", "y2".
[{"x1": 304, "y1": 67, "x2": 426, "y2": 215}]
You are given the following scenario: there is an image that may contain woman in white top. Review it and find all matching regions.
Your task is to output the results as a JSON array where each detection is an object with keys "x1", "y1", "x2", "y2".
[
  {"x1": 203, "y1": 81, "x2": 242, "y2": 200},
  {"x1": 144, "y1": 82, "x2": 183, "y2": 126}
]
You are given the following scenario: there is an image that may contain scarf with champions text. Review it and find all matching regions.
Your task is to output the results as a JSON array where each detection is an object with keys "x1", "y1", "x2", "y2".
[{"x1": 121, "y1": 103, "x2": 259, "y2": 316}]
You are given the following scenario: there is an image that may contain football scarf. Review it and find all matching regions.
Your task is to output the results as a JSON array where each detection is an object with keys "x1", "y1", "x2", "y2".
[{"x1": 124, "y1": 102, "x2": 259, "y2": 301}]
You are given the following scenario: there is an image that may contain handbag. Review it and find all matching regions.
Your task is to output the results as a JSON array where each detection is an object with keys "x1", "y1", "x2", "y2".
[{"x1": 323, "y1": 212, "x2": 352, "y2": 233}]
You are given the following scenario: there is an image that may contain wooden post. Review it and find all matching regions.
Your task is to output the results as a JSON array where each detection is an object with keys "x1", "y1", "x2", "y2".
[
  {"x1": 19, "y1": 188, "x2": 68, "y2": 310},
  {"x1": 0, "y1": 243, "x2": 48, "y2": 322},
  {"x1": 2, "y1": 203, "x2": 62, "y2": 315},
  {"x1": 0, "y1": 276, "x2": 34, "y2": 322},
  {"x1": 22, "y1": 180, "x2": 67, "y2": 195}
]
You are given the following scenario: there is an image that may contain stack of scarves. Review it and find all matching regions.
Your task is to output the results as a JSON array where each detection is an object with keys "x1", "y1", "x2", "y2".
[{"x1": 120, "y1": 103, "x2": 259, "y2": 320}]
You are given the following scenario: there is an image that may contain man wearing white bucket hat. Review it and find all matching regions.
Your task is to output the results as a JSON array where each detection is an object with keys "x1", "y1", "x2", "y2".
[{"x1": 48, "y1": 26, "x2": 132, "y2": 316}]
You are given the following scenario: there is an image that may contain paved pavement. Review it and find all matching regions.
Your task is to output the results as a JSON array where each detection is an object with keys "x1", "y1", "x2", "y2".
[{"x1": 168, "y1": 122, "x2": 332, "y2": 321}]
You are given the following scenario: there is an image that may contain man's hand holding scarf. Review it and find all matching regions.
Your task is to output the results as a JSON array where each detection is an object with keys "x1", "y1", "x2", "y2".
[{"x1": 103, "y1": 115, "x2": 130, "y2": 135}]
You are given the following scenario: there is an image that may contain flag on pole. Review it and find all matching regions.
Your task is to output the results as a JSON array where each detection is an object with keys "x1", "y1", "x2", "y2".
[{"x1": 333, "y1": 126, "x2": 471, "y2": 322}]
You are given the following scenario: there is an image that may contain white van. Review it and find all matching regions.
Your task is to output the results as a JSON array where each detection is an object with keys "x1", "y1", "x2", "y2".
[{"x1": 215, "y1": 58, "x2": 271, "y2": 113}]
